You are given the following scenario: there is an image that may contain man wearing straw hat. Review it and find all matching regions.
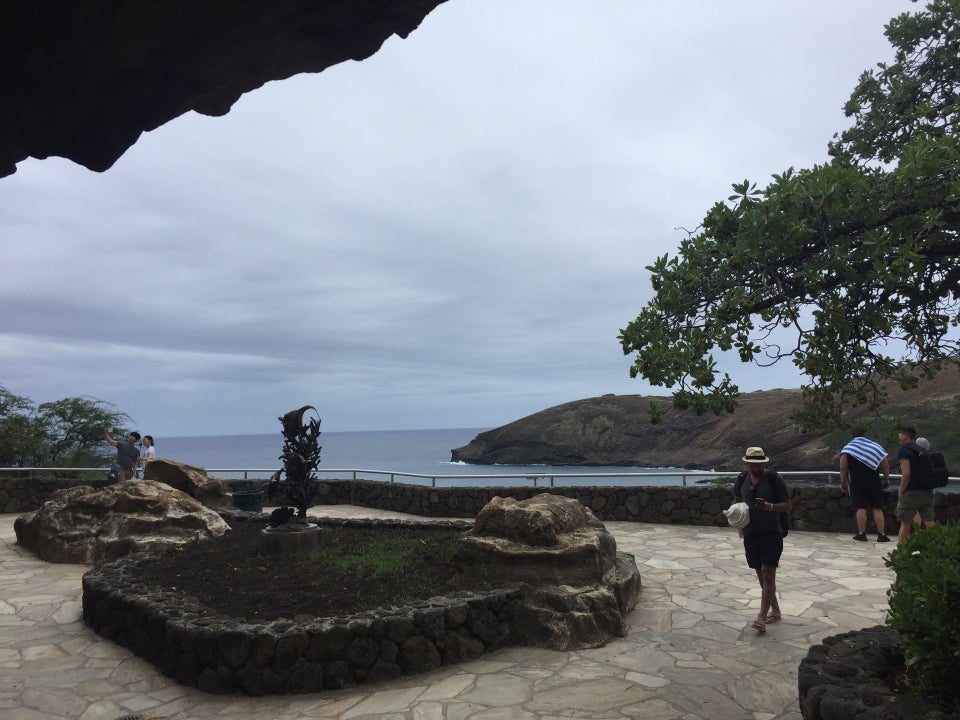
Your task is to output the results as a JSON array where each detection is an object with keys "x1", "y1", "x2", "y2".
[{"x1": 733, "y1": 446, "x2": 792, "y2": 634}]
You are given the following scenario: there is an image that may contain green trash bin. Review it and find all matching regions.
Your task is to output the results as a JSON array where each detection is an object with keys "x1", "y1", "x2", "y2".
[{"x1": 231, "y1": 490, "x2": 263, "y2": 513}]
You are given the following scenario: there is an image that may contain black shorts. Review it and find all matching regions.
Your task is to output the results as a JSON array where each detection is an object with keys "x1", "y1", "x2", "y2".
[
  {"x1": 849, "y1": 474, "x2": 884, "y2": 509},
  {"x1": 743, "y1": 531, "x2": 783, "y2": 570}
]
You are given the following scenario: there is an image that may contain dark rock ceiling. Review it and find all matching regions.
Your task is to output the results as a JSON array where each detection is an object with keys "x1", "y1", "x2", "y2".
[{"x1": 0, "y1": 0, "x2": 447, "y2": 178}]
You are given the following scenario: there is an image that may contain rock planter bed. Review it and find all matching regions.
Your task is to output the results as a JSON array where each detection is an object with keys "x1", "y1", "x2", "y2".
[
  {"x1": 798, "y1": 625, "x2": 958, "y2": 720},
  {"x1": 81, "y1": 514, "x2": 520, "y2": 695}
]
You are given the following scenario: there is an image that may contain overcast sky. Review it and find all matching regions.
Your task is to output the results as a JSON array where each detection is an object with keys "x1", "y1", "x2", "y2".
[{"x1": 1, "y1": 0, "x2": 908, "y2": 437}]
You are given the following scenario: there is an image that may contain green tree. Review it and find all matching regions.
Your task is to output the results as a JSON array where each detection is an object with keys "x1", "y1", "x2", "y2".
[
  {"x1": 0, "y1": 385, "x2": 133, "y2": 467},
  {"x1": 619, "y1": 0, "x2": 960, "y2": 431},
  {"x1": 0, "y1": 387, "x2": 40, "y2": 466}
]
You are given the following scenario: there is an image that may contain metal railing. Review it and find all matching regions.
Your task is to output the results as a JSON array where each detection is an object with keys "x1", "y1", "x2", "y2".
[
  {"x1": 0, "y1": 465, "x2": 768, "y2": 487},
  {"x1": 1, "y1": 466, "x2": 956, "y2": 489}
]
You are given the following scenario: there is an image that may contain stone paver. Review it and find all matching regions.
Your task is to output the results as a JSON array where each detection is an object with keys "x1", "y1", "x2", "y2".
[{"x1": 0, "y1": 507, "x2": 894, "y2": 719}]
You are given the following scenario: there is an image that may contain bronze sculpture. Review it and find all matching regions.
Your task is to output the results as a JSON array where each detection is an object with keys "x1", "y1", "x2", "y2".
[{"x1": 266, "y1": 405, "x2": 321, "y2": 526}]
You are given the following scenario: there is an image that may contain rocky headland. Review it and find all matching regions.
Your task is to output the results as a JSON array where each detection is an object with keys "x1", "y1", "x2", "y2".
[{"x1": 452, "y1": 369, "x2": 960, "y2": 471}]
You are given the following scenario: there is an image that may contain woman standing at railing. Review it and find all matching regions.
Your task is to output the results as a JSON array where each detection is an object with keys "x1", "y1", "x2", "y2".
[{"x1": 136, "y1": 435, "x2": 156, "y2": 478}]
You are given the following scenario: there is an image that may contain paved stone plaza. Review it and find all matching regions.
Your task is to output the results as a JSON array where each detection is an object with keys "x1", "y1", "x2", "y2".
[{"x1": 0, "y1": 506, "x2": 893, "y2": 720}]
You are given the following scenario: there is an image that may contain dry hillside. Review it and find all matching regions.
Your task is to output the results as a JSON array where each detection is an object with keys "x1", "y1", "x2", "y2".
[{"x1": 452, "y1": 368, "x2": 960, "y2": 471}]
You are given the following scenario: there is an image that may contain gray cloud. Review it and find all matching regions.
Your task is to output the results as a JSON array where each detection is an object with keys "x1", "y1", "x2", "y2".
[{"x1": 1, "y1": 0, "x2": 907, "y2": 435}]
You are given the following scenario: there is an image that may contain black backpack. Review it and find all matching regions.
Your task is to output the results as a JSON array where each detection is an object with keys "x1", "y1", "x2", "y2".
[
  {"x1": 908, "y1": 443, "x2": 949, "y2": 490},
  {"x1": 930, "y1": 452, "x2": 950, "y2": 488},
  {"x1": 736, "y1": 471, "x2": 790, "y2": 538}
]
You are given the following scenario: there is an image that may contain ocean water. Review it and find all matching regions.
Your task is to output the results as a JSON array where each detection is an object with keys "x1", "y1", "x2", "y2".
[{"x1": 154, "y1": 428, "x2": 701, "y2": 488}]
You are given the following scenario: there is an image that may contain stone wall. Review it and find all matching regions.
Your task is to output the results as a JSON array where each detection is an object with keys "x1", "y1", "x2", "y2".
[
  {"x1": 0, "y1": 475, "x2": 112, "y2": 514},
  {"x1": 5, "y1": 475, "x2": 960, "y2": 532},
  {"x1": 81, "y1": 515, "x2": 519, "y2": 695},
  {"x1": 285, "y1": 479, "x2": 960, "y2": 534}
]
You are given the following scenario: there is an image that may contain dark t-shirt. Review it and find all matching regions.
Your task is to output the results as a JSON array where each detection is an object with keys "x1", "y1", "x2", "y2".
[
  {"x1": 116, "y1": 442, "x2": 140, "y2": 471},
  {"x1": 897, "y1": 442, "x2": 930, "y2": 493},
  {"x1": 847, "y1": 454, "x2": 880, "y2": 483},
  {"x1": 737, "y1": 470, "x2": 789, "y2": 536}
]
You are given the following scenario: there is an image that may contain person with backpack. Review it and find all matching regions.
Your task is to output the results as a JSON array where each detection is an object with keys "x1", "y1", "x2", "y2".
[
  {"x1": 912, "y1": 437, "x2": 931, "y2": 526},
  {"x1": 733, "y1": 446, "x2": 792, "y2": 634},
  {"x1": 895, "y1": 425, "x2": 937, "y2": 545},
  {"x1": 839, "y1": 432, "x2": 891, "y2": 542}
]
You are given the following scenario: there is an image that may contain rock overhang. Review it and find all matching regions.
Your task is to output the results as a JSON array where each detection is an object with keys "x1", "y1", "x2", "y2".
[{"x1": 0, "y1": 0, "x2": 448, "y2": 178}]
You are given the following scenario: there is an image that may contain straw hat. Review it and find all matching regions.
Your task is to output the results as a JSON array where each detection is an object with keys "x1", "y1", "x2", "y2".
[{"x1": 742, "y1": 446, "x2": 770, "y2": 463}]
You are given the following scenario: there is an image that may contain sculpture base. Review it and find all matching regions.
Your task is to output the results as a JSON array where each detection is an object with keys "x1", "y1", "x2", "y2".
[{"x1": 260, "y1": 523, "x2": 322, "y2": 555}]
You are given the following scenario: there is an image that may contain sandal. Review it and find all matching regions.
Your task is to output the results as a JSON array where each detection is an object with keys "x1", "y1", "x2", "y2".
[
  {"x1": 750, "y1": 619, "x2": 766, "y2": 633},
  {"x1": 764, "y1": 614, "x2": 782, "y2": 623}
]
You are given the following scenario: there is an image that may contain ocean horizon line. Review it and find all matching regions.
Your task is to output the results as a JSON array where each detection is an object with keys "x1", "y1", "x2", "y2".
[
  {"x1": 152, "y1": 429, "x2": 705, "y2": 486},
  {"x1": 158, "y1": 427, "x2": 490, "y2": 441}
]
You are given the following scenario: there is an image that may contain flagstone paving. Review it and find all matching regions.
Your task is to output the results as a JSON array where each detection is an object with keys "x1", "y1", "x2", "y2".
[{"x1": 0, "y1": 507, "x2": 894, "y2": 720}]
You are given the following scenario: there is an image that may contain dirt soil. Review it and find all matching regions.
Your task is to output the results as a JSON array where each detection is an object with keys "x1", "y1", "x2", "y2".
[{"x1": 141, "y1": 521, "x2": 467, "y2": 623}]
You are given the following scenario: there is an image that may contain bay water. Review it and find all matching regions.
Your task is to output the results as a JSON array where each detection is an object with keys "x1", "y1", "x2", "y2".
[{"x1": 155, "y1": 428, "x2": 700, "y2": 488}]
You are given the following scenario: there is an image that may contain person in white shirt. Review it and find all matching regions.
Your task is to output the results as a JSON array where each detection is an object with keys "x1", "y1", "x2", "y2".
[{"x1": 138, "y1": 435, "x2": 156, "y2": 478}]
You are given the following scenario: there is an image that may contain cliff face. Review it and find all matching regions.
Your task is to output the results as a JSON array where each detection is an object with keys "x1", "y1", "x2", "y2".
[
  {"x1": 452, "y1": 390, "x2": 827, "y2": 470},
  {"x1": 452, "y1": 370, "x2": 960, "y2": 471}
]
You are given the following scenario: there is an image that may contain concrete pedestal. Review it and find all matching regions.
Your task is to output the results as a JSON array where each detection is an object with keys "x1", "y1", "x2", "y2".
[{"x1": 260, "y1": 523, "x2": 322, "y2": 555}]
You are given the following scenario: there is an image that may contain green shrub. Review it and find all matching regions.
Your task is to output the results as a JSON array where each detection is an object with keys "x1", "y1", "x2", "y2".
[{"x1": 885, "y1": 522, "x2": 960, "y2": 695}]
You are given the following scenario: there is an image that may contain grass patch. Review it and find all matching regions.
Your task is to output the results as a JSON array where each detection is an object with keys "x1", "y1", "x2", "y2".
[
  {"x1": 310, "y1": 532, "x2": 438, "y2": 576},
  {"x1": 305, "y1": 526, "x2": 462, "y2": 610}
]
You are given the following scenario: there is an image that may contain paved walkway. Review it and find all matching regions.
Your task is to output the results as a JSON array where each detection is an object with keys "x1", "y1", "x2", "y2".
[{"x1": 0, "y1": 507, "x2": 894, "y2": 720}]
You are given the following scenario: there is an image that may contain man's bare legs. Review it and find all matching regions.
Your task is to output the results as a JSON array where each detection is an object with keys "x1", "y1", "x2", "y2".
[
  {"x1": 898, "y1": 520, "x2": 912, "y2": 545},
  {"x1": 899, "y1": 518, "x2": 937, "y2": 544},
  {"x1": 857, "y1": 507, "x2": 888, "y2": 536},
  {"x1": 856, "y1": 508, "x2": 868, "y2": 534},
  {"x1": 755, "y1": 566, "x2": 781, "y2": 625},
  {"x1": 872, "y1": 507, "x2": 887, "y2": 536}
]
